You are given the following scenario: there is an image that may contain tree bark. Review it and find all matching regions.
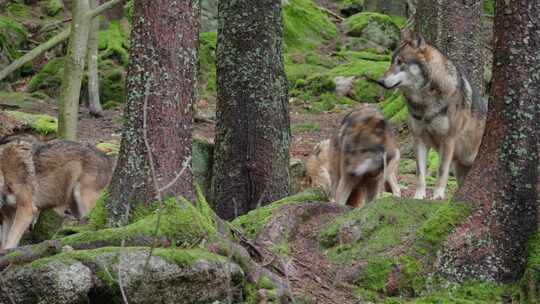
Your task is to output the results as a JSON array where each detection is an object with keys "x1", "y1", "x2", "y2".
[
  {"x1": 416, "y1": 0, "x2": 485, "y2": 94},
  {"x1": 212, "y1": 0, "x2": 291, "y2": 220},
  {"x1": 105, "y1": 0, "x2": 198, "y2": 227},
  {"x1": 438, "y1": 0, "x2": 539, "y2": 282},
  {"x1": 57, "y1": 0, "x2": 91, "y2": 140},
  {"x1": 87, "y1": 0, "x2": 102, "y2": 116}
]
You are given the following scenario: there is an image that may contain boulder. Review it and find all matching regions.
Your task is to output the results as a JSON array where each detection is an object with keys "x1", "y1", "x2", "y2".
[{"x1": 345, "y1": 12, "x2": 402, "y2": 50}]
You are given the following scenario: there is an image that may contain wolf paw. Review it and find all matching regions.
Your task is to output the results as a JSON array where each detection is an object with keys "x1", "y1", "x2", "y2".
[{"x1": 432, "y1": 188, "x2": 446, "y2": 200}]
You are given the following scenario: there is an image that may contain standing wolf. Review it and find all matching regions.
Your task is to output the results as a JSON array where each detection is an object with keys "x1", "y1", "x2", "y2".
[
  {"x1": 0, "y1": 134, "x2": 114, "y2": 249},
  {"x1": 324, "y1": 104, "x2": 401, "y2": 209},
  {"x1": 377, "y1": 29, "x2": 487, "y2": 200}
]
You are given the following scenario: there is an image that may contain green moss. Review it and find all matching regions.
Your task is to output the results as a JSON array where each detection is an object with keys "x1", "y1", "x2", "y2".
[
  {"x1": 98, "y1": 21, "x2": 129, "y2": 66},
  {"x1": 232, "y1": 188, "x2": 325, "y2": 238},
  {"x1": 103, "y1": 100, "x2": 121, "y2": 109},
  {"x1": 484, "y1": 0, "x2": 495, "y2": 16},
  {"x1": 193, "y1": 139, "x2": 214, "y2": 199},
  {"x1": 46, "y1": 0, "x2": 63, "y2": 17},
  {"x1": 153, "y1": 248, "x2": 227, "y2": 265},
  {"x1": 199, "y1": 31, "x2": 217, "y2": 98},
  {"x1": 427, "y1": 150, "x2": 439, "y2": 176},
  {"x1": 0, "y1": 16, "x2": 27, "y2": 62},
  {"x1": 27, "y1": 57, "x2": 64, "y2": 96},
  {"x1": 357, "y1": 257, "x2": 394, "y2": 291},
  {"x1": 6, "y1": 111, "x2": 57, "y2": 135},
  {"x1": 399, "y1": 159, "x2": 416, "y2": 175},
  {"x1": 97, "y1": 59, "x2": 126, "y2": 103},
  {"x1": 301, "y1": 74, "x2": 336, "y2": 95},
  {"x1": 310, "y1": 92, "x2": 340, "y2": 113},
  {"x1": 345, "y1": 12, "x2": 401, "y2": 37},
  {"x1": 124, "y1": 0, "x2": 134, "y2": 23},
  {"x1": 87, "y1": 190, "x2": 109, "y2": 230},
  {"x1": 341, "y1": 50, "x2": 391, "y2": 62},
  {"x1": 6, "y1": 3, "x2": 29, "y2": 18},
  {"x1": 389, "y1": 106, "x2": 408, "y2": 124},
  {"x1": 0, "y1": 91, "x2": 45, "y2": 109},
  {"x1": 283, "y1": 0, "x2": 337, "y2": 51},
  {"x1": 30, "y1": 209, "x2": 64, "y2": 243},
  {"x1": 292, "y1": 122, "x2": 321, "y2": 133},
  {"x1": 411, "y1": 281, "x2": 509, "y2": 303},
  {"x1": 381, "y1": 92, "x2": 406, "y2": 120},
  {"x1": 62, "y1": 197, "x2": 217, "y2": 248},
  {"x1": 328, "y1": 58, "x2": 389, "y2": 80},
  {"x1": 519, "y1": 231, "x2": 540, "y2": 302},
  {"x1": 353, "y1": 78, "x2": 382, "y2": 103},
  {"x1": 319, "y1": 198, "x2": 443, "y2": 264}
]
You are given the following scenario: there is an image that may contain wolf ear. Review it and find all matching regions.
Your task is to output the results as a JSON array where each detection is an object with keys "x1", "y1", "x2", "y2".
[{"x1": 412, "y1": 34, "x2": 426, "y2": 50}]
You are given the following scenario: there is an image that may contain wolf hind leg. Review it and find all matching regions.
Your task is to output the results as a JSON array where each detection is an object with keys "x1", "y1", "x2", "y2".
[
  {"x1": 433, "y1": 139, "x2": 456, "y2": 200},
  {"x1": 73, "y1": 177, "x2": 102, "y2": 219},
  {"x1": 455, "y1": 162, "x2": 472, "y2": 187},
  {"x1": 414, "y1": 140, "x2": 428, "y2": 199},
  {"x1": 4, "y1": 202, "x2": 33, "y2": 249}
]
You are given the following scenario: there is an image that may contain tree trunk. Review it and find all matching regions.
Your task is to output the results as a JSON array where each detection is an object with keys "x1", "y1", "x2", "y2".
[
  {"x1": 437, "y1": 0, "x2": 539, "y2": 282},
  {"x1": 105, "y1": 0, "x2": 198, "y2": 227},
  {"x1": 57, "y1": 0, "x2": 91, "y2": 140},
  {"x1": 416, "y1": 0, "x2": 485, "y2": 94},
  {"x1": 212, "y1": 0, "x2": 291, "y2": 220},
  {"x1": 87, "y1": 0, "x2": 102, "y2": 116}
]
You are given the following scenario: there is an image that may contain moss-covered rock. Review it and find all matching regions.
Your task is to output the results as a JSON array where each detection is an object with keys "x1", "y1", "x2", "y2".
[
  {"x1": 283, "y1": 0, "x2": 338, "y2": 51},
  {"x1": 98, "y1": 21, "x2": 129, "y2": 66},
  {"x1": 97, "y1": 59, "x2": 125, "y2": 104},
  {"x1": 339, "y1": 0, "x2": 364, "y2": 17},
  {"x1": 2, "y1": 246, "x2": 244, "y2": 304},
  {"x1": 6, "y1": 2, "x2": 30, "y2": 18},
  {"x1": 232, "y1": 188, "x2": 326, "y2": 239},
  {"x1": 62, "y1": 197, "x2": 217, "y2": 248},
  {"x1": 518, "y1": 231, "x2": 540, "y2": 302},
  {"x1": 345, "y1": 12, "x2": 402, "y2": 50},
  {"x1": 0, "y1": 15, "x2": 28, "y2": 63},
  {"x1": 0, "y1": 91, "x2": 47, "y2": 108},
  {"x1": 27, "y1": 57, "x2": 64, "y2": 96},
  {"x1": 45, "y1": 0, "x2": 63, "y2": 17},
  {"x1": 6, "y1": 110, "x2": 57, "y2": 135}
]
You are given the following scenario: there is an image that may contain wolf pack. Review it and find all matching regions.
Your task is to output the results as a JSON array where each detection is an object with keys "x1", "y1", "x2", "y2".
[{"x1": 0, "y1": 29, "x2": 487, "y2": 251}]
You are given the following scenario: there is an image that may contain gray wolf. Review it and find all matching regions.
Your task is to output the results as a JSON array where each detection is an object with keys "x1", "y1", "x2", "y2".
[
  {"x1": 0, "y1": 134, "x2": 113, "y2": 249},
  {"x1": 376, "y1": 29, "x2": 487, "y2": 200},
  {"x1": 319, "y1": 104, "x2": 400, "y2": 209}
]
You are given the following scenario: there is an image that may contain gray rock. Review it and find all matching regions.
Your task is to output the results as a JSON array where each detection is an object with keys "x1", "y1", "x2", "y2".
[
  {"x1": 0, "y1": 260, "x2": 93, "y2": 304},
  {"x1": 334, "y1": 76, "x2": 357, "y2": 98}
]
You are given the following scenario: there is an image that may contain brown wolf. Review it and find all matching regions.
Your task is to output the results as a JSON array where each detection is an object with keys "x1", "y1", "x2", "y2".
[
  {"x1": 324, "y1": 104, "x2": 401, "y2": 209},
  {"x1": 377, "y1": 29, "x2": 487, "y2": 200},
  {"x1": 306, "y1": 139, "x2": 332, "y2": 195},
  {"x1": 0, "y1": 134, "x2": 114, "y2": 249}
]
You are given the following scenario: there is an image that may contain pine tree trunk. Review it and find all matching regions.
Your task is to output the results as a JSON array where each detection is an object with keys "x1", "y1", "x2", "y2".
[
  {"x1": 212, "y1": 0, "x2": 291, "y2": 220},
  {"x1": 87, "y1": 0, "x2": 102, "y2": 116},
  {"x1": 416, "y1": 0, "x2": 485, "y2": 94},
  {"x1": 437, "y1": 0, "x2": 539, "y2": 282},
  {"x1": 105, "y1": 0, "x2": 198, "y2": 227},
  {"x1": 57, "y1": 0, "x2": 91, "y2": 140}
]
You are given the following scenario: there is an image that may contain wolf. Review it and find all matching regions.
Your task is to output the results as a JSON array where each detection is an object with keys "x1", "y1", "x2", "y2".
[
  {"x1": 323, "y1": 104, "x2": 401, "y2": 209},
  {"x1": 306, "y1": 139, "x2": 332, "y2": 196},
  {"x1": 376, "y1": 29, "x2": 487, "y2": 200},
  {"x1": 0, "y1": 134, "x2": 114, "y2": 249}
]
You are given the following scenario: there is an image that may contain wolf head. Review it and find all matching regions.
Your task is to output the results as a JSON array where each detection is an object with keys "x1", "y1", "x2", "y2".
[
  {"x1": 339, "y1": 108, "x2": 388, "y2": 178},
  {"x1": 377, "y1": 29, "x2": 431, "y2": 91}
]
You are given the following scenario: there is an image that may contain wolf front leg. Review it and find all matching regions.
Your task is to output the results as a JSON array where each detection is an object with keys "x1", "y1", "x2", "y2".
[
  {"x1": 335, "y1": 177, "x2": 356, "y2": 206},
  {"x1": 414, "y1": 140, "x2": 428, "y2": 199},
  {"x1": 433, "y1": 139, "x2": 456, "y2": 200},
  {"x1": 3, "y1": 192, "x2": 34, "y2": 250}
]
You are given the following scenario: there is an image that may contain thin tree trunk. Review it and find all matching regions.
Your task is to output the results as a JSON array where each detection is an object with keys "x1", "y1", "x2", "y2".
[
  {"x1": 105, "y1": 0, "x2": 198, "y2": 227},
  {"x1": 416, "y1": 0, "x2": 485, "y2": 94},
  {"x1": 87, "y1": 0, "x2": 102, "y2": 116},
  {"x1": 438, "y1": 0, "x2": 539, "y2": 282},
  {"x1": 212, "y1": 0, "x2": 291, "y2": 220},
  {"x1": 57, "y1": 0, "x2": 91, "y2": 140}
]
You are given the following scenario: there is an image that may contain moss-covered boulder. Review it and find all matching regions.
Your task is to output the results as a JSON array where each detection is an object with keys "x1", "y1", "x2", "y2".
[
  {"x1": 345, "y1": 12, "x2": 402, "y2": 50},
  {"x1": 339, "y1": 0, "x2": 364, "y2": 17},
  {"x1": 283, "y1": 0, "x2": 338, "y2": 51},
  {"x1": 6, "y1": 110, "x2": 57, "y2": 135},
  {"x1": 45, "y1": 0, "x2": 63, "y2": 17},
  {"x1": 27, "y1": 57, "x2": 64, "y2": 96},
  {"x1": 319, "y1": 198, "x2": 472, "y2": 300},
  {"x1": 519, "y1": 231, "x2": 540, "y2": 302},
  {"x1": 0, "y1": 16, "x2": 27, "y2": 68},
  {"x1": 0, "y1": 247, "x2": 244, "y2": 304},
  {"x1": 98, "y1": 21, "x2": 129, "y2": 66}
]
